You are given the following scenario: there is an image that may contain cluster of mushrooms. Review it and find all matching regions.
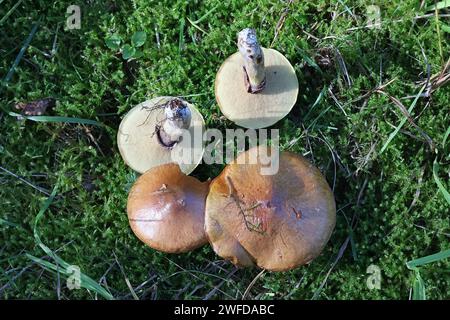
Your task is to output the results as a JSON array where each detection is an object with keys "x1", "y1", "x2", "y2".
[{"x1": 117, "y1": 29, "x2": 336, "y2": 272}]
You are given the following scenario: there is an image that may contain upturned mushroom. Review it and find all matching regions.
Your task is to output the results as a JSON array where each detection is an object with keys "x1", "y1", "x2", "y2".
[
  {"x1": 204, "y1": 146, "x2": 336, "y2": 271},
  {"x1": 117, "y1": 96, "x2": 205, "y2": 174},
  {"x1": 127, "y1": 163, "x2": 209, "y2": 253},
  {"x1": 215, "y1": 28, "x2": 299, "y2": 129}
]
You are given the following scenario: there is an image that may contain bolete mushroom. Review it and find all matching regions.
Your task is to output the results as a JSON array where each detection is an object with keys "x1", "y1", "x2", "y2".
[
  {"x1": 127, "y1": 163, "x2": 209, "y2": 253},
  {"x1": 215, "y1": 28, "x2": 299, "y2": 129},
  {"x1": 204, "y1": 146, "x2": 336, "y2": 271},
  {"x1": 117, "y1": 96, "x2": 205, "y2": 174}
]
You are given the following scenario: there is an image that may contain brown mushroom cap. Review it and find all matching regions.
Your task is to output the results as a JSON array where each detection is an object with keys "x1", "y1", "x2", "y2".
[
  {"x1": 215, "y1": 48, "x2": 298, "y2": 129},
  {"x1": 127, "y1": 163, "x2": 209, "y2": 253},
  {"x1": 204, "y1": 146, "x2": 336, "y2": 271},
  {"x1": 117, "y1": 96, "x2": 205, "y2": 174}
]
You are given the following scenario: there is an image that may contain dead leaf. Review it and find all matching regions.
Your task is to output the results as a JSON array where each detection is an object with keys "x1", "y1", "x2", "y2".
[{"x1": 15, "y1": 98, "x2": 55, "y2": 116}]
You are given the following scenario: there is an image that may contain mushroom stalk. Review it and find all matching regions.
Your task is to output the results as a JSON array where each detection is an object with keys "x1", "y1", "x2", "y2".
[
  {"x1": 158, "y1": 99, "x2": 192, "y2": 147},
  {"x1": 238, "y1": 28, "x2": 266, "y2": 94}
]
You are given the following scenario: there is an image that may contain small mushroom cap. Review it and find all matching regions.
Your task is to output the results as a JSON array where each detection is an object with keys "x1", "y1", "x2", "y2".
[
  {"x1": 204, "y1": 146, "x2": 336, "y2": 271},
  {"x1": 127, "y1": 163, "x2": 209, "y2": 253},
  {"x1": 117, "y1": 97, "x2": 205, "y2": 174},
  {"x1": 215, "y1": 48, "x2": 298, "y2": 129}
]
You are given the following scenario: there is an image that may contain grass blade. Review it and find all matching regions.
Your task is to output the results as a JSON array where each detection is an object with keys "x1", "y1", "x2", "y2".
[
  {"x1": 26, "y1": 254, "x2": 114, "y2": 300},
  {"x1": 0, "y1": 218, "x2": 20, "y2": 228},
  {"x1": 380, "y1": 84, "x2": 426, "y2": 154},
  {"x1": 407, "y1": 249, "x2": 450, "y2": 269},
  {"x1": 441, "y1": 23, "x2": 450, "y2": 34},
  {"x1": 0, "y1": 0, "x2": 25, "y2": 26},
  {"x1": 412, "y1": 270, "x2": 426, "y2": 300},
  {"x1": 187, "y1": 3, "x2": 220, "y2": 33},
  {"x1": 187, "y1": 17, "x2": 207, "y2": 34},
  {"x1": 349, "y1": 229, "x2": 358, "y2": 261},
  {"x1": 337, "y1": 0, "x2": 356, "y2": 19},
  {"x1": 28, "y1": 185, "x2": 114, "y2": 300},
  {"x1": 434, "y1": 7, "x2": 444, "y2": 63},
  {"x1": 432, "y1": 160, "x2": 450, "y2": 205},
  {"x1": 303, "y1": 85, "x2": 327, "y2": 121},
  {"x1": 407, "y1": 249, "x2": 449, "y2": 300},
  {"x1": 179, "y1": 19, "x2": 185, "y2": 52},
  {"x1": 295, "y1": 46, "x2": 321, "y2": 72},
  {"x1": 442, "y1": 126, "x2": 450, "y2": 148},
  {"x1": 8, "y1": 112, "x2": 104, "y2": 127},
  {"x1": 1, "y1": 23, "x2": 39, "y2": 87},
  {"x1": 426, "y1": 0, "x2": 450, "y2": 11},
  {"x1": 191, "y1": 3, "x2": 219, "y2": 24}
]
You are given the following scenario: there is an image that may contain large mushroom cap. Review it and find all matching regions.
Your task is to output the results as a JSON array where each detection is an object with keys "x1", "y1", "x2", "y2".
[
  {"x1": 117, "y1": 96, "x2": 205, "y2": 174},
  {"x1": 215, "y1": 48, "x2": 298, "y2": 129},
  {"x1": 127, "y1": 163, "x2": 209, "y2": 253},
  {"x1": 205, "y1": 146, "x2": 336, "y2": 271}
]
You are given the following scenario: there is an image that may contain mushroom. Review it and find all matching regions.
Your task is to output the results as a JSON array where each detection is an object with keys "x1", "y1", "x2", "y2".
[
  {"x1": 117, "y1": 96, "x2": 205, "y2": 174},
  {"x1": 215, "y1": 28, "x2": 299, "y2": 129},
  {"x1": 204, "y1": 146, "x2": 336, "y2": 271},
  {"x1": 127, "y1": 163, "x2": 209, "y2": 253}
]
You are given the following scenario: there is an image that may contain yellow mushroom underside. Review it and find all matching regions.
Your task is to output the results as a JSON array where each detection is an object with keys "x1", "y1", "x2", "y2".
[
  {"x1": 215, "y1": 48, "x2": 299, "y2": 129},
  {"x1": 117, "y1": 97, "x2": 205, "y2": 174}
]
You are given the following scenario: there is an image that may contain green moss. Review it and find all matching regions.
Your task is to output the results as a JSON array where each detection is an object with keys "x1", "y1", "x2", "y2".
[{"x1": 1, "y1": 0, "x2": 448, "y2": 299}]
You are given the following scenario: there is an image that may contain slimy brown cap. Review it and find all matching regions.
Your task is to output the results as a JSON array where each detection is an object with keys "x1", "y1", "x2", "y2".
[
  {"x1": 128, "y1": 163, "x2": 209, "y2": 253},
  {"x1": 205, "y1": 146, "x2": 336, "y2": 271}
]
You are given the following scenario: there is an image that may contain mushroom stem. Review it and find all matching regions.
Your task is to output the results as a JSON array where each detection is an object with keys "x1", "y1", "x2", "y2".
[
  {"x1": 238, "y1": 28, "x2": 266, "y2": 94},
  {"x1": 157, "y1": 99, "x2": 192, "y2": 147}
]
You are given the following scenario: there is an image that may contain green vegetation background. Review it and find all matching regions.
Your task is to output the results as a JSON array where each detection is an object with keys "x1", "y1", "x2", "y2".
[{"x1": 0, "y1": 0, "x2": 449, "y2": 299}]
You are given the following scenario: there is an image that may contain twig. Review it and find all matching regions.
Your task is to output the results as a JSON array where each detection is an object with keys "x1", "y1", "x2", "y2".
[
  {"x1": 224, "y1": 176, "x2": 266, "y2": 234},
  {"x1": 311, "y1": 134, "x2": 337, "y2": 192},
  {"x1": 407, "y1": 166, "x2": 426, "y2": 213},
  {"x1": 154, "y1": 24, "x2": 160, "y2": 49},
  {"x1": 242, "y1": 269, "x2": 265, "y2": 300},
  {"x1": 312, "y1": 236, "x2": 350, "y2": 299},
  {"x1": 376, "y1": 90, "x2": 436, "y2": 152},
  {"x1": 162, "y1": 257, "x2": 236, "y2": 299},
  {"x1": 203, "y1": 267, "x2": 238, "y2": 300},
  {"x1": 312, "y1": 177, "x2": 367, "y2": 299},
  {"x1": 0, "y1": 165, "x2": 50, "y2": 196},
  {"x1": 270, "y1": 0, "x2": 294, "y2": 47},
  {"x1": 352, "y1": 132, "x2": 377, "y2": 176},
  {"x1": 82, "y1": 125, "x2": 105, "y2": 157},
  {"x1": 98, "y1": 260, "x2": 116, "y2": 294},
  {"x1": 334, "y1": 48, "x2": 352, "y2": 87},
  {"x1": 284, "y1": 272, "x2": 307, "y2": 299},
  {"x1": 113, "y1": 252, "x2": 139, "y2": 300},
  {"x1": 328, "y1": 87, "x2": 349, "y2": 118}
]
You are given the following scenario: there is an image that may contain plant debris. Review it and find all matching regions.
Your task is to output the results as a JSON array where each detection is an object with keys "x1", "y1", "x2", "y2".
[{"x1": 14, "y1": 98, "x2": 55, "y2": 116}]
